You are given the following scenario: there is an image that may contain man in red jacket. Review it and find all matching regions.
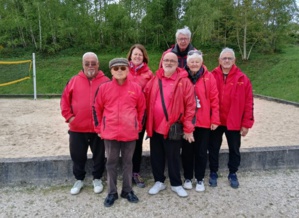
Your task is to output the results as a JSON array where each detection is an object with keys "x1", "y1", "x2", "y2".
[
  {"x1": 60, "y1": 52, "x2": 110, "y2": 195},
  {"x1": 145, "y1": 52, "x2": 196, "y2": 198},
  {"x1": 93, "y1": 58, "x2": 146, "y2": 207},
  {"x1": 209, "y1": 47, "x2": 254, "y2": 189}
]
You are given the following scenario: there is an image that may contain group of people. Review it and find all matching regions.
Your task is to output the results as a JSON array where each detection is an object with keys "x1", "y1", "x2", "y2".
[{"x1": 60, "y1": 26, "x2": 254, "y2": 207}]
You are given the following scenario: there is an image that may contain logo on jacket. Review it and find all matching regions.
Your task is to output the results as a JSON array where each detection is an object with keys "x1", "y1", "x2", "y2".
[{"x1": 128, "y1": 91, "x2": 136, "y2": 95}]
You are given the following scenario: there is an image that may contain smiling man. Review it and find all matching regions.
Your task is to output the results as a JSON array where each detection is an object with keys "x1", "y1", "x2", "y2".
[
  {"x1": 145, "y1": 52, "x2": 196, "y2": 198},
  {"x1": 208, "y1": 47, "x2": 254, "y2": 189},
  {"x1": 159, "y1": 26, "x2": 196, "y2": 68},
  {"x1": 93, "y1": 58, "x2": 146, "y2": 207}
]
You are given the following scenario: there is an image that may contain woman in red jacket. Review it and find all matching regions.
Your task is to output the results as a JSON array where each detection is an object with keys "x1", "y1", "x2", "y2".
[
  {"x1": 127, "y1": 44, "x2": 153, "y2": 188},
  {"x1": 181, "y1": 50, "x2": 220, "y2": 192}
]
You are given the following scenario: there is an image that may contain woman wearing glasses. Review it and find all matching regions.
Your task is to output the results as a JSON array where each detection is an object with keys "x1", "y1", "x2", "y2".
[
  {"x1": 126, "y1": 44, "x2": 153, "y2": 188},
  {"x1": 181, "y1": 50, "x2": 220, "y2": 192}
]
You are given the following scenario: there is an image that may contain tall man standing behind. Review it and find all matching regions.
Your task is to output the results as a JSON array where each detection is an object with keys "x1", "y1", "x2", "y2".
[
  {"x1": 159, "y1": 26, "x2": 196, "y2": 68},
  {"x1": 145, "y1": 52, "x2": 196, "y2": 198},
  {"x1": 61, "y1": 52, "x2": 110, "y2": 195},
  {"x1": 208, "y1": 47, "x2": 254, "y2": 189}
]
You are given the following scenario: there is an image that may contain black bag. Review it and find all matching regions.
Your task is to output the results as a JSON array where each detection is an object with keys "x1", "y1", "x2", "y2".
[
  {"x1": 159, "y1": 79, "x2": 183, "y2": 141},
  {"x1": 168, "y1": 122, "x2": 183, "y2": 140}
]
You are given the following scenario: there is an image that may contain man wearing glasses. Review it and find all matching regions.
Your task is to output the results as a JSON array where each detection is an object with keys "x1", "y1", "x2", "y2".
[
  {"x1": 159, "y1": 26, "x2": 196, "y2": 68},
  {"x1": 208, "y1": 47, "x2": 254, "y2": 189},
  {"x1": 145, "y1": 52, "x2": 196, "y2": 198},
  {"x1": 93, "y1": 58, "x2": 146, "y2": 207},
  {"x1": 61, "y1": 52, "x2": 110, "y2": 195}
]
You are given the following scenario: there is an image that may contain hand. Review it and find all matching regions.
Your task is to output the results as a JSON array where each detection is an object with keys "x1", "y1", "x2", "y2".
[
  {"x1": 240, "y1": 127, "x2": 249, "y2": 137},
  {"x1": 183, "y1": 132, "x2": 195, "y2": 143},
  {"x1": 98, "y1": 134, "x2": 101, "y2": 138},
  {"x1": 68, "y1": 116, "x2": 75, "y2": 123},
  {"x1": 210, "y1": 124, "x2": 218, "y2": 130}
]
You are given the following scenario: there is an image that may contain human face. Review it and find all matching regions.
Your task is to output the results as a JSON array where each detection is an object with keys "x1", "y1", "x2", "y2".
[
  {"x1": 162, "y1": 53, "x2": 178, "y2": 77},
  {"x1": 130, "y1": 48, "x2": 144, "y2": 66},
  {"x1": 176, "y1": 33, "x2": 190, "y2": 52},
  {"x1": 83, "y1": 55, "x2": 99, "y2": 79},
  {"x1": 219, "y1": 52, "x2": 235, "y2": 73},
  {"x1": 111, "y1": 65, "x2": 129, "y2": 84},
  {"x1": 187, "y1": 57, "x2": 202, "y2": 74}
]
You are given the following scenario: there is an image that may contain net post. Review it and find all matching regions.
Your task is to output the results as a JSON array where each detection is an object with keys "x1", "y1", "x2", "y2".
[{"x1": 32, "y1": 53, "x2": 37, "y2": 100}]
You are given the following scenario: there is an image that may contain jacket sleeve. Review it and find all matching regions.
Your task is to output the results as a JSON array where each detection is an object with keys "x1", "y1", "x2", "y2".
[
  {"x1": 60, "y1": 80, "x2": 74, "y2": 123},
  {"x1": 92, "y1": 86, "x2": 104, "y2": 134},
  {"x1": 137, "y1": 88, "x2": 146, "y2": 132},
  {"x1": 182, "y1": 79, "x2": 196, "y2": 133},
  {"x1": 242, "y1": 78, "x2": 254, "y2": 128},
  {"x1": 209, "y1": 74, "x2": 221, "y2": 125}
]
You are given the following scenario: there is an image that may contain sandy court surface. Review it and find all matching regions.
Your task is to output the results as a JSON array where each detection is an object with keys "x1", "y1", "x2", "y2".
[{"x1": 0, "y1": 97, "x2": 298, "y2": 159}]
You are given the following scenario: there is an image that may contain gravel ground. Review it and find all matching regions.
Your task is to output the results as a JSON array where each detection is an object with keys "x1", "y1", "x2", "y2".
[{"x1": 1, "y1": 168, "x2": 298, "y2": 217}]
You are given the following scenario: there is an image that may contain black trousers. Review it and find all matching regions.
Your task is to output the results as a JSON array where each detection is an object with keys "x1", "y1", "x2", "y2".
[
  {"x1": 132, "y1": 127, "x2": 146, "y2": 174},
  {"x1": 208, "y1": 126, "x2": 241, "y2": 174},
  {"x1": 181, "y1": 127, "x2": 210, "y2": 181},
  {"x1": 69, "y1": 131, "x2": 105, "y2": 180},
  {"x1": 150, "y1": 132, "x2": 182, "y2": 186}
]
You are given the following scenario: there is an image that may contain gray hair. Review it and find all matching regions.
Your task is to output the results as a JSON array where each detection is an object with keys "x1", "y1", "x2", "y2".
[
  {"x1": 175, "y1": 26, "x2": 191, "y2": 39},
  {"x1": 219, "y1": 47, "x2": 235, "y2": 59},
  {"x1": 187, "y1": 53, "x2": 203, "y2": 63},
  {"x1": 82, "y1": 52, "x2": 98, "y2": 61}
]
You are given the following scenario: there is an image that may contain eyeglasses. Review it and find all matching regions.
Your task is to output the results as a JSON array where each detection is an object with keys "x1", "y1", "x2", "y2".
[
  {"x1": 112, "y1": 66, "x2": 127, "y2": 71},
  {"x1": 84, "y1": 62, "x2": 97, "y2": 67},
  {"x1": 188, "y1": 50, "x2": 203, "y2": 56},
  {"x1": 221, "y1": 57, "x2": 234, "y2": 61},
  {"x1": 177, "y1": 38, "x2": 189, "y2": 42},
  {"x1": 163, "y1": 59, "x2": 177, "y2": 64}
]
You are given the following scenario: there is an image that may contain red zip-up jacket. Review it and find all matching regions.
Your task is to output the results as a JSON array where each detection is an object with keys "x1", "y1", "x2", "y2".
[
  {"x1": 192, "y1": 65, "x2": 220, "y2": 128},
  {"x1": 211, "y1": 65, "x2": 254, "y2": 130},
  {"x1": 60, "y1": 70, "x2": 110, "y2": 133},
  {"x1": 93, "y1": 78, "x2": 146, "y2": 141},
  {"x1": 127, "y1": 62, "x2": 153, "y2": 89},
  {"x1": 144, "y1": 67, "x2": 196, "y2": 138}
]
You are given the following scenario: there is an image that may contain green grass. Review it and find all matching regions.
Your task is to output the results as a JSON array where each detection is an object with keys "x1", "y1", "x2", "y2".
[{"x1": 0, "y1": 45, "x2": 298, "y2": 102}]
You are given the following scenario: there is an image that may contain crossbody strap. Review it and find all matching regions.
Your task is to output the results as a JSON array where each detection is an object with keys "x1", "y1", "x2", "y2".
[{"x1": 158, "y1": 79, "x2": 169, "y2": 121}]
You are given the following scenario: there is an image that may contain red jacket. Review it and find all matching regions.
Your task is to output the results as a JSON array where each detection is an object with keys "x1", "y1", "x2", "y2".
[
  {"x1": 93, "y1": 78, "x2": 146, "y2": 141},
  {"x1": 192, "y1": 65, "x2": 220, "y2": 128},
  {"x1": 127, "y1": 62, "x2": 153, "y2": 89},
  {"x1": 144, "y1": 67, "x2": 196, "y2": 138},
  {"x1": 211, "y1": 65, "x2": 254, "y2": 130},
  {"x1": 60, "y1": 70, "x2": 110, "y2": 133}
]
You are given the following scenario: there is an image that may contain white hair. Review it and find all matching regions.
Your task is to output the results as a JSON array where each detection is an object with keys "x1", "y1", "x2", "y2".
[
  {"x1": 187, "y1": 53, "x2": 203, "y2": 63},
  {"x1": 175, "y1": 26, "x2": 191, "y2": 39},
  {"x1": 219, "y1": 47, "x2": 235, "y2": 59},
  {"x1": 82, "y1": 52, "x2": 98, "y2": 61}
]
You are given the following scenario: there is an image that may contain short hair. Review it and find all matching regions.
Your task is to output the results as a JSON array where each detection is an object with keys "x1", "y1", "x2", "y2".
[
  {"x1": 127, "y1": 44, "x2": 149, "y2": 64},
  {"x1": 175, "y1": 26, "x2": 191, "y2": 39},
  {"x1": 82, "y1": 52, "x2": 98, "y2": 62},
  {"x1": 219, "y1": 47, "x2": 235, "y2": 59},
  {"x1": 187, "y1": 52, "x2": 203, "y2": 63}
]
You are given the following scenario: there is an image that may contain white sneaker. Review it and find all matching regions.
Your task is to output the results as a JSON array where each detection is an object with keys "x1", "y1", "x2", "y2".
[
  {"x1": 70, "y1": 180, "x2": 84, "y2": 195},
  {"x1": 93, "y1": 179, "x2": 103, "y2": 194},
  {"x1": 171, "y1": 186, "x2": 188, "y2": 197},
  {"x1": 196, "y1": 180, "x2": 205, "y2": 192},
  {"x1": 183, "y1": 179, "x2": 193, "y2": 190},
  {"x1": 148, "y1": 181, "x2": 166, "y2": 195}
]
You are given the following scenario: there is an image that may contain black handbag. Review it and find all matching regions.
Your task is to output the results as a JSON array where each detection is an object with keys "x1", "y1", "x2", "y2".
[{"x1": 158, "y1": 79, "x2": 183, "y2": 140}]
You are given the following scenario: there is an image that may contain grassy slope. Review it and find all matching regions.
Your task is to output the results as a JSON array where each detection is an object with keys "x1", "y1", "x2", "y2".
[{"x1": 0, "y1": 45, "x2": 298, "y2": 102}]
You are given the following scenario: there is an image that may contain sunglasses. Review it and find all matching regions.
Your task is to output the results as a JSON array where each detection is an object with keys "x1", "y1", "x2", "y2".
[
  {"x1": 188, "y1": 50, "x2": 203, "y2": 56},
  {"x1": 84, "y1": 62, "x2": 97, "y2": 67},
  {"x1": 112, "y1": 66, "x2": 127, "y2": 71}
]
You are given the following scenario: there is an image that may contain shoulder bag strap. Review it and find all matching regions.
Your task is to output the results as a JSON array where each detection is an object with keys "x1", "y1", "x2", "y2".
[{"x1": 158, "y1": 79, "x2": 169, "y2": 122}]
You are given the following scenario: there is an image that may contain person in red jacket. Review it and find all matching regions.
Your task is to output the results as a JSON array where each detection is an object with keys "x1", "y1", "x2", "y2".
[
  {"x1": 181, "y1": 50, "x2": 220, "y2": 192},
  {"x1": 159, "y1": 26, "x2": 196, "y2": 69},
  {"x1": 60, "y1": 52, "x2": 110, "y2": 195},
  {"x1": 209, "y1": 47, "x2": 254, "y2": 189},
  {"x1": 145, "y1": 52, "x2": 196, "y2": 198},
  {"x1": 93, "y1": 58, "x2": 146, "y2": 207},
  {"x1": 126, "y1": 44, "x2": 153, "y2": 188}
]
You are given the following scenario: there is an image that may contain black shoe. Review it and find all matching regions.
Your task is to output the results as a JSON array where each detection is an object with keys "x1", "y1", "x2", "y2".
[
  {"x1": 120, "y1": 190, "x2": 139, "y2": 203},
  {"x1": 104, "y1": 193, "x2": 118, "y2": 207}
]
